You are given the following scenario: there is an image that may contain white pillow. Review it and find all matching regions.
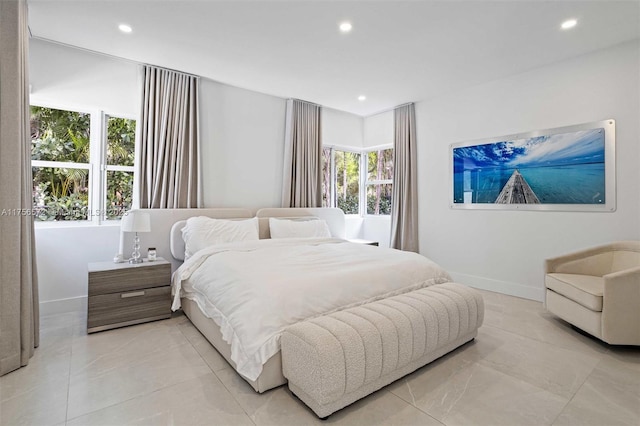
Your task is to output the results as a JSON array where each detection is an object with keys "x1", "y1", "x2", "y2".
[
  {"x1": 268, "y1": 218, "x2": 331, "y2": 239},
  {"x1": 182, "y1": 216, "x2": 259, "y2": 259}
]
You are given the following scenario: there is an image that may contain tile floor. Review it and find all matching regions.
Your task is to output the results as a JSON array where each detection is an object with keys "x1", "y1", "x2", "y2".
[{"x1": 1, "y1": 289, "x2": 638, "y2": 426}]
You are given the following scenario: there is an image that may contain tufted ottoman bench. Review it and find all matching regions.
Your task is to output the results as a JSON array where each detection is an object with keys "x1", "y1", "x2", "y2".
[{"x1": 281, "y1": 282, "x2": 484, "y2": 418}]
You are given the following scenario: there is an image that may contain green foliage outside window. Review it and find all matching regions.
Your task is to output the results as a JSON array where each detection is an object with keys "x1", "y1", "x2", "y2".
[
  {"x1": 321, "y1": 148, "x2": 331, "y2": 208},
  {"x1": 366, "y1": 184, "x2": 392, "y2": 215},
  {"x1": 31, "y1": 106, "x2": 91, "y2": 220},
  {"x1": 106, "y1": 170, "x2": 134, "y2": 219},
  {"x1": 338, "y1": 194, "x2": 359, "y2": 214},
  {"x1": 107, "y1": 117, "x2": 135, "y2": 166},
  {"x1": 30, "y1": 106, "x2": 136, "y2": 221},
  {"x1": 106, "y1": 117, "x2": 136, "y2": 219},
  {"x1": 367, "y1": 149, "x2": 393, "y2": 215},
  {"x1": 335, "y1": 151, "x2": 360, "y2": 214},
  {"x1": 367, "y1": 149, "x2": 393, "y2": 181}
]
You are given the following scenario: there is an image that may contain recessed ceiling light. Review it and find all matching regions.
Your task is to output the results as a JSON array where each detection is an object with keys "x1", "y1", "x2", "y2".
[
  {"x1": 358, "y1": 95, "x2": 366, "y2": 101},
  {"x1": 118, "y1": 24, "x2": 133, "y2": 33},
  {"x1": 339, "y1": 22, "x2": 352, "y2": 33},
  {"x1": 561, "y1": 19, "x2": 577, "y2": 30}
]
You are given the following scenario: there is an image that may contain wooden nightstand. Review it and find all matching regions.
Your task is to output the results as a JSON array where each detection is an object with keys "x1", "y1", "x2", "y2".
[
  {"x1": 87, "y1": 258, "x2": 172, "y2": 333},
  {"x1": 347, "y1": 239, "x2": 379, "y2": 246}
]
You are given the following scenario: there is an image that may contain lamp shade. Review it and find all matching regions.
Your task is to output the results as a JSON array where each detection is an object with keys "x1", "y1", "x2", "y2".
[{"x1": 121, "y1": 210, "x2": 151, "y2": 233}]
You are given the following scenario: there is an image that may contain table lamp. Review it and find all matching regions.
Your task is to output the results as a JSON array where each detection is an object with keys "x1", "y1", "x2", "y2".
[{"x1": 120, "y1": 210, "x2": 151, "y2": 264}]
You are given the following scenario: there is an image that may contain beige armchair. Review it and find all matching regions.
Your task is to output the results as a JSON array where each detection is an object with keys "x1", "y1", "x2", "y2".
[{"x1": 545, "y1": 241, "x2": 640, "y2": 346}]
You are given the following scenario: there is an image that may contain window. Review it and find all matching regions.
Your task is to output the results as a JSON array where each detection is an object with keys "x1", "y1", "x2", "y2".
[
  {"x1": 31, "y1": 107, "x2": 91, "y2": 221},
  {"x1": 365, "y1": 148, "x2": 393, "y2": 215},
  {"x1": 30, "y1": 106, "x2": 136, "y2": 222},
  {"x1": 105, "y1": 116, "x2": 136, "y2": 219},
  {"x1": 322, "y1": 146, "x2": 392, "y2": 216},
  {"x1": 322, "y1": 147, "x2": 360, "y2": 214},
  {"x1": 335, "y1": 150, "x2": 361, "y2": 214}
]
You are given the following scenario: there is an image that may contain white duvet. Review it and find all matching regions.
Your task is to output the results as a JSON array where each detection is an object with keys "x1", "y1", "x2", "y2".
[{"x1": 172, "y1": 238, "x2": 451, "y2": 381}]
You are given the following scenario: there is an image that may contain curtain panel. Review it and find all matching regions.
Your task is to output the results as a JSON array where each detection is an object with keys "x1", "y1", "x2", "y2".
[
  {"x1": 138, "y1": 65, "x2": 200, "y2": 208},
  {"x1": 0, "y1": 0, "x2": 40, "y2": 376},
  {"x1": 281, "y1": 99, "x2": 322, "y2": 207},
  {"x1": 390, "y1": 103, "x2": 419, "y2": 252}
]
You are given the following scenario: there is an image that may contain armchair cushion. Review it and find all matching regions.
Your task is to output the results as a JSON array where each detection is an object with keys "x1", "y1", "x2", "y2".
[{"x1": 545, "y1": 273, "x2": 603, "y2": 311}]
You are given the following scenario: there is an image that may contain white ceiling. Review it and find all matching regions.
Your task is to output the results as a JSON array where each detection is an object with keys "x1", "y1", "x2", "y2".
[{"x1": 28, "y1": 0, "x2": 640, "y2": 117}]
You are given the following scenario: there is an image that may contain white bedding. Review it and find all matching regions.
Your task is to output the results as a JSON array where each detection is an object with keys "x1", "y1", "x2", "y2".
[{"x1": 171, "y1": 238, "x2": 451, "y2": 381}]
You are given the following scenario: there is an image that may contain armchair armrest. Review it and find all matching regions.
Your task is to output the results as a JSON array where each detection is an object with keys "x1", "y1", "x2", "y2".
[
  {"x1": 601, "y1": 266, "x2": 640, "y2": 345},
  {"x1": 545, "y1": 244, "x2": 614, "y2": 276}
]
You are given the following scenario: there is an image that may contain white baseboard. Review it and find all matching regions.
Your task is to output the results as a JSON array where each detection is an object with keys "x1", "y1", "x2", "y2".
[
  {"x1": 449, "y1": 271, "x2": 544, "y2": 302},
  {"x1": 39, "y1": 296, "x2": 87, "y2": 316}
]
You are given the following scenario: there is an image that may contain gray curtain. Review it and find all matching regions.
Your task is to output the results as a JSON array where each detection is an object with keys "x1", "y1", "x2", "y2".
[
  {"x1": 138, "y1": 65, "x2": 200, "y2": 208},
  {"x1": 390, "y1": 103, "x2": 419, "y2": 252},
  {"x1": 281, "y1": 99, "x2": 322, "y2": 207},
  {"x1": 0, "y1": 0, "x2": 40, "y2": 376}
]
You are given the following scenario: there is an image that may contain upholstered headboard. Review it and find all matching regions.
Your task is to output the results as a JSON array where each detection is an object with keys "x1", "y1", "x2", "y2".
[{"x1": 170, "y1": 220, "x2": 188, "y2": 261}]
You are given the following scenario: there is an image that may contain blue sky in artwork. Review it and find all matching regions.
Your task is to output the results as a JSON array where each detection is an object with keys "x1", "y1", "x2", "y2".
[{"x1": 454, "y1": 128, "x2": 605, "y2": 169}]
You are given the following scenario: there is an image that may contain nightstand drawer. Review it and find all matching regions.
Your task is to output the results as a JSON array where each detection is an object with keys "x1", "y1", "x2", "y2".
[
  {"x1": 88, "y1": 262, "x2": 171, "y2": 296},
  {"x1": 87, "y1": 286, "x2": 171, "y2": 332}
]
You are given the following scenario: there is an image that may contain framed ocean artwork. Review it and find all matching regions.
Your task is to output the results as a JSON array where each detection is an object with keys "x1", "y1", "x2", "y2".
[{"x1": 450, "y1": 119, "x2": 616, "y2": 211}]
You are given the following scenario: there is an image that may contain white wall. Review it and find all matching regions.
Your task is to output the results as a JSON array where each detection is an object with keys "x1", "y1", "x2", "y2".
[
  {"x1": 35, "y1": 224, "x2": 120, "y2": 314},
  {"x1": 363, "y1": 110, "x2": 393, "y2": 148},
  {"x1": 322, "y1": 107, "x2": 363, "y2": 149},
  {"x1": 201, "y1": 94, "x2": 368, "y2": 209},
  {"x1": 30, "y1": 39, "x2": 139, "y2": 116},
  {"x1": 361, "y1": 217, "x2": 390, "y2": 248},
  {"x1": 417, "y1": 41, "x2": 640, "y2": 301},
  {"x1": 200, "y1": 80, "x2": 286, "y2": 208}
]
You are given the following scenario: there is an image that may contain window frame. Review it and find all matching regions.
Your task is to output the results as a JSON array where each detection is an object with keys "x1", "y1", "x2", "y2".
[
  {"x1": 323, "y1": 144, "x2": 393, "y2": 217},
  {"x1": 102, "y1": 114, "x2": 136, "y2": 222},
  {"x1": 363, "y1": 145, "x2": 394, "y2": 217},
  {"x1": 323, "y1": 145, "x2": 363, "y2": 216},
  {"x1": 30, "y1": 103, "x2": 137, "y2": 226}
]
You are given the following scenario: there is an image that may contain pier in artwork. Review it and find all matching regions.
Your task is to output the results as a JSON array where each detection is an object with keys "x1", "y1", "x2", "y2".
[{"x1": 495, "y1": 170, "x2": 540, "y2": 204}]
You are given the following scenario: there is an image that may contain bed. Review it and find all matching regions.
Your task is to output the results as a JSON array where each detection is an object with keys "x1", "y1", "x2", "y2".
[{"x1": 164, "y1": 207, "x2": 454, "y2": 392}]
